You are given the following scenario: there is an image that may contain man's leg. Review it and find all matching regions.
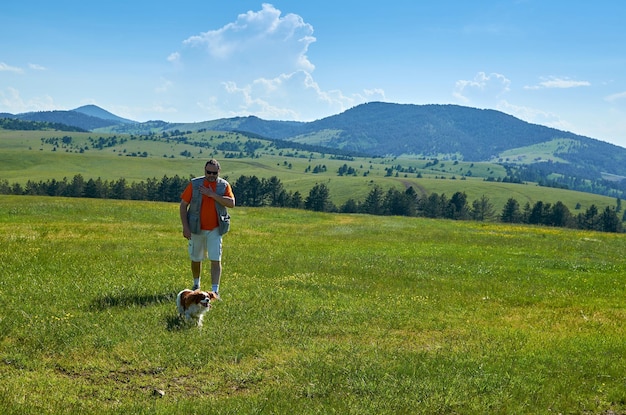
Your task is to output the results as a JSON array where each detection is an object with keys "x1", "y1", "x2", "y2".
[
  {"x1": 210, "y1": 260, "x2": 221, "y2": 295},
  {"x1": 192, "y1": 261, "x2": 202, "y2": 290},
  {"x1": 189, "y1": 231, "x2": 207, "y2": 290},
  {"x1": 207, "y1": 229, "x2": 223, "y2": 296}
]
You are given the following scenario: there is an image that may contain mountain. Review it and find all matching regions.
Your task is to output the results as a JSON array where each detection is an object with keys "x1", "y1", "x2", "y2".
[
  {"x1": 3, "y1": 102, "x2": 626, "y2": 183},
  {"x1": 72, "y1": 105, "x2": 135, "y2": 124},
  {"x1": 291, "y1": 103, "x2": 583, "y2": 159},
  {"x1": 0, "y1": 105, "x2": 136, "y2": 131},
  {"x1": 163, "y1": 102, "x2": 626, "y2": 181},
  {"x1": 8, "y1": 110, "x2": 119, "y2": 130}
]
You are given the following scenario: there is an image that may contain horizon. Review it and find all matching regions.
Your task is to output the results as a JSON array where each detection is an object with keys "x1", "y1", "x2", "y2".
[{"x1": 7, "y1": 101, "x2": 626, "y2": 151}]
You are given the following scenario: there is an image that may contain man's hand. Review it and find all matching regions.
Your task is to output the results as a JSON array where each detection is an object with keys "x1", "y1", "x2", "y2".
[
  {"x1": 199, "y1": 185, "x2": 217, "y2": 198},
  {"x1": 198, "y1": 185, "x2": 235, "y2": 208}
]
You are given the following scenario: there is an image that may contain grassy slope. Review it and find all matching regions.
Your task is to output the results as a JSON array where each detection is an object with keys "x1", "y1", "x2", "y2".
[
  {"x1": 0, "y1": 195, "x2": 624, "y2": 414},
  {"x1": 489, "y1": 138, "x2": 577, "y2": 164},
  {"x1": 0, "y1": 129, "x2": 618, "y2": 213}
]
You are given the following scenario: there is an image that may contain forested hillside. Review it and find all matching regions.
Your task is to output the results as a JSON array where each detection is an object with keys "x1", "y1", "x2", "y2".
[
  {"x1": 159, "y1": 103, "x2": 626, "y2": 187},
  {"x1": 4, "y1": 102, "x2": 626, "y2": 198},
  {"x1": 2, "y1": 110, "x2": 116, "y2": 130},
  {"x1": 0, "y1": 117, "x2": 86, "y2": 132}
]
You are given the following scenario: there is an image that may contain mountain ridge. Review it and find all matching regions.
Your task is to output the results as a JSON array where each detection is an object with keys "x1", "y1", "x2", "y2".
[
  {"x1": 3, "y1": 108, "x2": 122, "y2": 130},
  {"x1": 72, "y1": 104, "x2": 135, "y2": 124},
  {"x1": 2, "y1": 102, "x2": 626, "y2": 182}
]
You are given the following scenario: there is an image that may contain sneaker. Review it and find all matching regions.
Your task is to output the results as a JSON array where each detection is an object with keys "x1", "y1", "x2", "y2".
[{"x1": 192, "y1": 284, "x2": 200, "y2": 291}]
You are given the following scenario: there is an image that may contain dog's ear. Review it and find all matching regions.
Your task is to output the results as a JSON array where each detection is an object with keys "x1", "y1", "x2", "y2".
[{"x1": 208, "y1": 292, "x2": 219, "y2": 300}]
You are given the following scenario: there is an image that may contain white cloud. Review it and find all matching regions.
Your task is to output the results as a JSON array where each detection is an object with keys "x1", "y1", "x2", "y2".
[
  {"x1": 28, "y1": 63, "x2": 46, "y2": 71},
  {"x1": 453, "y1": 72, "x2": 511, "y2": 105},
  {"x1": 155, "y1": 78, "x2": 173, "y2": 93},
  {"x1": 605, "y1": 91, "x2": 626, "y2": 102},
  {"x1": 363, "y1": 88, "x2": 386, "y2": 99},
  {"x1": 497, "y1": 100, "x2": 573, "y2": 131},
  {"x1": 0, "y1": 87, "x2": 55, "y2": 113},
  {"x1": 164, "y1": 3, "x2": 382, "y2": 121},
  {"x1": 109, "y1": 103, "x2": 179, "y2": 122},
  {"x1": 0, "y1": 62, "x2": 23, "y2": 73},
  {"x1": 181, "y1": 3, "x2": 316, "y2": 75},
  {"x1": 524, "y1": 76, "x2": 591, "y2": 90},
  {"x1": 167, "y1": 52, "x2": 180, "y2": 63},
  {"x1": 207, "y1": 70, "x2": 385, "y2": 121}
]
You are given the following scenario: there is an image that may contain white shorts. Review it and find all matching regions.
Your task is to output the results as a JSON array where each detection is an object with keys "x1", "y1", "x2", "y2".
[{"x1": 188, "y1": 229, "x2": 222, "y2": 262}]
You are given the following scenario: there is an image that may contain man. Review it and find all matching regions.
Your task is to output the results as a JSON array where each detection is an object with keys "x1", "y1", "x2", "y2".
[{"x1": 179, "y1": 159, "x2": 235, "y2": 296}]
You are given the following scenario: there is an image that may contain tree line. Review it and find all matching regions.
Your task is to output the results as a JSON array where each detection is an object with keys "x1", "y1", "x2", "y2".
[
  {"x1": 0, "y1": 118, "x2": 87, "y2": 132},
  {"x1": 0, "y1": 174, "x2": 622, "y2": 233},
  {"x1": 0, "y1": 175, "x2": 187, "y2": 203}
]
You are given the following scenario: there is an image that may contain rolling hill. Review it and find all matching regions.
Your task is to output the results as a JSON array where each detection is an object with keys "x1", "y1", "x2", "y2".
[
  {"x1": 164, "y1": 103, "x2": 626, "y2": 182},
  {"x1": 1, "y1": 104, "x2": 134, "y2": 131},
  {"x1": 3, "y1": 102, "x2": 626, "y2": 191}
]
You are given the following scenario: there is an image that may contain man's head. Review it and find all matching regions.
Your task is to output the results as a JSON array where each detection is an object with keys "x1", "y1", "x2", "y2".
[{"x1": 205, "y1": 159, "x2": 220, "y2": 182}]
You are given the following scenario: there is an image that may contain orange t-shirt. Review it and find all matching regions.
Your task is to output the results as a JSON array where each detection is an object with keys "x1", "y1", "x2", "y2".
[{"x1": 181, "y1": 179, "x2": 234, "y2": 231}]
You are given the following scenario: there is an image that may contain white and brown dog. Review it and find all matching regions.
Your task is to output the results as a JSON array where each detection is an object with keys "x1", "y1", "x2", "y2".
[{"x1": 176, "y1": 289, "x2": 219, "y2": 327}]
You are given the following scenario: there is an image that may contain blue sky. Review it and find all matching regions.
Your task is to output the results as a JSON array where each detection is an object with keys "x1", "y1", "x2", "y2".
[{"x1": 2, "y1": 1, "x2": 626, "y2": 148}]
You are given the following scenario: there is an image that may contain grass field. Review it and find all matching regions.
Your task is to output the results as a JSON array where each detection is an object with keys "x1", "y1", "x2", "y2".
[
  {"x1": 0, "y1": 128, "x2": 619, "y2": 214},
  {"x1": 0, "y1": 195, "x2": 624, "y2": 414},
  {"x1": 489, "y1": 138, "x2": 579, "y2": 164}
]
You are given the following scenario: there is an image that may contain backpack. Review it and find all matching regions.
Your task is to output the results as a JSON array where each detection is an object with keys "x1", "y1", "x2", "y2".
[{"x1": 187, "y1": 176, "x2": 231, "y2": 235}]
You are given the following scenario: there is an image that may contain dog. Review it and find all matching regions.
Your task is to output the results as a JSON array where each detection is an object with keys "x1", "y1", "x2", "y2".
[{"x1": 176, "y1": 289, "x2": 219, "y2": 327}]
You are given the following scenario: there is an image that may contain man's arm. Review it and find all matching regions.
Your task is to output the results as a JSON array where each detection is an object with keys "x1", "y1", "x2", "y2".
[
  {"x1": 199, "y1": 186, "x2": 235, "y2": 208},
  {"x1": 216, "y1": 195, "x2": 235, "y2": 209},
  {"x1": 179, "y1": 200, "x2": 192, "y2": 239}
]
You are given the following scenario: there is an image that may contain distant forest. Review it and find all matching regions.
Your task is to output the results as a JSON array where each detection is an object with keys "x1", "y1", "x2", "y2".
[
  {"x1": 506, "y1": 163, "x2": 626, "y2": 199},
  {"x1": 0, "y1": 118, "x2": 87, "y2": 132},
  {"x1": 1, "y1": 174, "x2": 623, "y2": 233}
]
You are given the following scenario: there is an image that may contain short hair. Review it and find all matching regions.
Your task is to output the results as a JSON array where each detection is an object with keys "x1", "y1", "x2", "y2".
[{"x1": 205, "y1": 159, "x2": 221, "y2": 170}]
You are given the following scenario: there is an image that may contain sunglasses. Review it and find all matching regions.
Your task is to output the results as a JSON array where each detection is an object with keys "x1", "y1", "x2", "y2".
[{"x1": 205, "y1": 170, "x2": 218, "y2": 175}]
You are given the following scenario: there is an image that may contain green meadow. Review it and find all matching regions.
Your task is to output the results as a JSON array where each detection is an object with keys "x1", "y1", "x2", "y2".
[
  {"x1": 0, "y1": 128, "x2": 619, "y2": 213},
  {"x1": 489, "y1": 138, "x2": 579, "y2": 165},
  {"x1": 0, "y1": 195, "x2": 625, "y2": 414}
]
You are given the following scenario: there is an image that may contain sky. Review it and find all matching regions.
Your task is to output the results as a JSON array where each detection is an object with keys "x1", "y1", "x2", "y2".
[{"x1": 2, "y1": 1, "x2": 626, "y2": 148}]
